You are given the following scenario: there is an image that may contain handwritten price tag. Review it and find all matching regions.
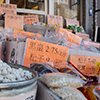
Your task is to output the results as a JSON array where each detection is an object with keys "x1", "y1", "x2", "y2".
[
  {"x1": 69, "y1": 55, "x2": 100, "y2": 76},
  {"x1": 23, "y1": 39, "x2": 68, "y2": 67},
  {"x1": 14, "y1": 30, "x2": 41, "y2": 40},
  {"x1": 24, "y1": 15, "x2": 39, "y2": 25},
  {"x1": 0, "y1": 3, "x2": 17, "y2": 15},
  {"x1": 47, "y1": 15, "x2": 63, "y2": 27},
  {"x1": 59, "y1": 28, "x2": 82, "y2": 45},
  {"x1": 5, "y1": 14, "x2": 24, "y2": 29},
  {"x1": 66, "y1": 18, "x2": 79, "y2": 26}
]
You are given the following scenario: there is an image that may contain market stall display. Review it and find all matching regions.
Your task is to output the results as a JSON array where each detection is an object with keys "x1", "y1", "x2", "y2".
[
  {"x1": 0, "y1": 61, "x2": 38, "y2": 100},
  {"x1": 0, "y1": 2, "x2": 100, "y2": 100}
]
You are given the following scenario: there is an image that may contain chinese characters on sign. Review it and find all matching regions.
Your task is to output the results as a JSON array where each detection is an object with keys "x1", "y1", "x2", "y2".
[
  {"x1": 5, "y1": 14, "x2": 24, "y2": 29},
  {"x1": 66, "y1": 18, "x2": 79, "y2": 26},
  {"x1": 24, "y1": 15, "x2": 39, "y2": 25},
  {"x1": 47, "y1": 15, "x2": 63, "y2": 27},
  {"x1": 23, "y1": 39, "x2": 68, "y2": 67},
  {"x1": 59, "y1": 28, "x2": 82, "y2": 45},
  {"x1": 69, "y1": 55, "x2": 100, "y2": 76},
  {"x1": 0, "y1": 3, "x2": 17, "y2": 15}
]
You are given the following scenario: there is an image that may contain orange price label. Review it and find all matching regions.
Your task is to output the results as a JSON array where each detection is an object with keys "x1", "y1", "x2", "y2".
[
  {"x1": 23, "y1": 39, "x2": 68, "y2": 67},
  {"x1": 59, "y1": 28, "x2": 82, "y2": 45},
  {"x1": 66, "y1": 18, "x2": 79, "y2": 26},
  {"x1": 47, "y1": 14, "x2": 63, "y2": 27},
  {"x1": 14, "y1": 30, "x2": 41, "y2": 40},
  {"x1": 24, "y1": 15, "x2": 39, "y2": 25},
  {"x1": 0, "y1": 3, "x2": 17, "y2": 15},
  {"x1": 69, "y1": 55, "x2": 100, "y2": 76},
  {"x1": 5, "y1": 14, "x2": 24, "y2": 29}
]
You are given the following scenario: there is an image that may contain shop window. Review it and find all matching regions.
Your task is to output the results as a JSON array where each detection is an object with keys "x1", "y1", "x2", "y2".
[
  {"x1": 0, "y1": 0, "x2": 5, "y2": 3},
  {"x1": 54, "y1": 0, "x2": 79, "y2": 20},
  {"x1": 10, "y1": 0, "x2": 45, "y2": 11}
]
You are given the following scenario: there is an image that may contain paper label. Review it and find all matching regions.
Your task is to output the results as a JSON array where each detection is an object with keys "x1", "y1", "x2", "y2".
[
  {"x1": 66, "y1": 18, "x2": 79, "y2": 26},
  {"x1": 5, "y1": 14, "x2": 23, "y2": 29},
  {"x1": 59, "y1": 28, "x2": 82, "y2": 45},
  {"x1": 0, "y1": 3, "x2": 17, "y2": 15},
  {"x1": 69, "y1": 55, "x2": 100, "y2": 76},
  {"x1": 47, "y1": 15, "x2": 63, "y2": 27},
  {"x1": 23, "y1": 39, "x2": 68, "y2": 67},
  {"x1": 24, "y1": 15, "x2": 39, "y2": 25}
]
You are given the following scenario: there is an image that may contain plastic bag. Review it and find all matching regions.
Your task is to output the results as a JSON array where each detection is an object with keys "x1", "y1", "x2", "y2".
[
  {"x1": 40, "y1": 73, "x2": 85, "y2": 88},
  {"x1": 4, "y1": 28, "x2": 14, "y2": 41},
  {"x1": 30, "y1": 62, "x2": 58, "y2": 77},
  {"x1": 50, "y1": 87, "x2": 87, "y2": 100},
  {"x1": 0, "y1": 29, "x2": 6, "y2": 41},
  {"x1": 78, "y1": 84, "x2": 100, "y2": 100},
  {"x1": 54, "y1": 63, "x2": 88, "y2": 81}
]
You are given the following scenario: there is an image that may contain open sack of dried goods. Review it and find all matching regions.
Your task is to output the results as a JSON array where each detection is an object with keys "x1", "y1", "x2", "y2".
[
  {"x1": 0, "y1": 60, "x2": 38, "y2": 100},
  {"x1": 0, "y1": 60, "x2": 34, "y2": 82},
  {"x1": 40, "y1": 73, "x2": 86, "y2": 88},
  {"x1": 50, "y1": 87, "x2": 87, "y2": 100}
]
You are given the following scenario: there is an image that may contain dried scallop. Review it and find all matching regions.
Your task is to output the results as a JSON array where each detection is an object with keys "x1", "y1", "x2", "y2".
[{"x1": 0, "y1": 60, "x2": 33, "y2": 83}]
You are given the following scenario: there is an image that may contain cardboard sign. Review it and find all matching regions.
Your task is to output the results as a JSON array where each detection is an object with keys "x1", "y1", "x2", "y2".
[
  {"x1": 23, "y1": 39, "x2": 68, "y2": 67},
  {"x1": 24, "y1": 15, "x2": 39, "y2": 25},
  {"x1": 69, "y1": 55, "x2": 100, "y2": 76},
  {"x1": 0, "y1": 3, "x2": 17, "y2": 15},
  {"x1": 76, "y1": 32, "x2": 89, "y2": 40},
  {"x1": 59, "y1": 28, "x2": 82, "y2": 45},
  {"x1": 5, "y1": 14, "x2": 23, "y2": 29},
  {"x1": 14, "y1": 30, "x2": 41, "y2": 40},
  {"x1": 66, "y1": 18, "x2": 79, "y2": 26},
  {"x1": 47, "y1": 15, "x2": 63, "y2": 27}
]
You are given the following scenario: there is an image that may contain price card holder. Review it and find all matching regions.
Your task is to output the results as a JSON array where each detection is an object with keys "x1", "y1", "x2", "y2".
[
  {"x1": 59, "y1": 28, "x2": 82, "y2": 45},
  {"x1": 5, "y1": 14, "x2": 24, "y2": 29},
  {"x1": 24, "y1": 15, "x2": 39, "y2": 25},
  {"x1": 69, "y1": 55, "x2": 100, "y2": 76},
  {"x1": 0, "y1": 3, "x2": 17, "y2": 15},
  {"x1": 23, "y1": 39, "x2": 68, "y2": 67},
  {"x1": 66, "y1": 18, "x2": 79, "y2": 26},
  {"x1": 14, "y1": 30, "x2": 42, "y2": 40}
]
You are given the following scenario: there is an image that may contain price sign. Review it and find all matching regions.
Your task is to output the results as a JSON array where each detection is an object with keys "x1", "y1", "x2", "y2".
[
  {"x1": 66, "y1": 18, "x2": 79, "y2": 26},
  {"x1": 14, "y1": 30, "x2": 41, "y2": 40},
  {"x1": 47, "y1": 15, "x2": 63, "y2": 27},
  {"x1": 24, "y1": 15, "x2": 39, "y2": 25},
  {"x1": 23, "y1": 39, "x2": 68, "y2": 67},
  {"x1": 0, "y1": 3, "x2": 17, "y2": 15},
  {"x1": 5, "y1": 14, "x2": 24, "y2": 29},
  {"x1": 69, "y1": 55, "x2": 100, "y2": 76},
  {"x1": 59, "y1": 28, "x2": 82, "y2": 45}
]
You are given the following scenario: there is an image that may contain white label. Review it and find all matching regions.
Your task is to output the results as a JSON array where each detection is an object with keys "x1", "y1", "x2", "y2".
[{"x1": 0, "y1": 87, "x2": 37, "y2": 100}]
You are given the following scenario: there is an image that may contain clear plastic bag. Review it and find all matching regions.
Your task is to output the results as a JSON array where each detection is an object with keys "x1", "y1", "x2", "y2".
[
  {"x1": 30, "y1": 62, "x2": 58, "y2": 77},
  {"x1": 50, "y1": 87, "x2": 87, "y2": 100},
  {"x1": 4, "y1": 28, "x2": 14, "y2": 41},
  {"x1": 54, "y1": 63, "x2": 88, "y2": 81},
  {"x1": 40, "y1": 73, "x2": 85, "y2": 88}
]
